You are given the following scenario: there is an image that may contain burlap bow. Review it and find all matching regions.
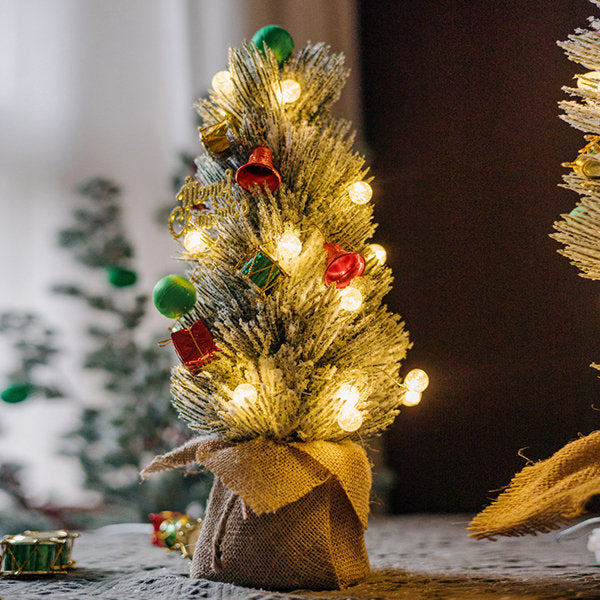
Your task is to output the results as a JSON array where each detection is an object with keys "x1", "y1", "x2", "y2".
[{"x1": 469, "y1": 430, "x2": 600, "y2": 539}]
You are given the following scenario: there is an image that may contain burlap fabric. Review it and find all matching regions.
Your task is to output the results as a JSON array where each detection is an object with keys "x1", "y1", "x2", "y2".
[
  {"x1": 469, "y1": 430, "x2": 600, "y2": 539},
  {"x1": 142, "y1": 437, "x2": 371, "y2": 590}
]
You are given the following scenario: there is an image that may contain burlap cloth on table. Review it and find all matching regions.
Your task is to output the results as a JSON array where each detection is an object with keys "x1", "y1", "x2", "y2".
[
  {"x1": 142, "y1": 436, "x2": 371, "y2": 591},
  {"x1": 469, "y1": 430, "x2": 600, "y2": 539}
]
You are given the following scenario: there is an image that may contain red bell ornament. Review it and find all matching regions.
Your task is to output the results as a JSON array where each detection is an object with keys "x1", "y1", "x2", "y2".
[
  {"x1": 235, "y1": 146, "x2": 281, "y2": 194},
  {"x1": 323, "y1": 242, "x2": 366, "y2": 289}
]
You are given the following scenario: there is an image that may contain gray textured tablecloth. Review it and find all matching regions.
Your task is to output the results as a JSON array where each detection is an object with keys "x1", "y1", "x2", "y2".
[{"x1": 2, "y1": 516, "x2": 600, "y2": 599}]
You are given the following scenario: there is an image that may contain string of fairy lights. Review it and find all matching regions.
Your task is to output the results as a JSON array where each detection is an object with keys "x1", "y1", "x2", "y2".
[{"x1": 152, "y1": 26, "x2": 429, "y2": 435}]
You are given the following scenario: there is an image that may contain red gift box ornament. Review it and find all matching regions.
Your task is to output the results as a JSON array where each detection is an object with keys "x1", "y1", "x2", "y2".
[
  {"x1": 235, "y1": 146, "x2": 281, "y2": 194},
  {"x1": 171, "y1": 319, "x2": 220, "y2": 374},
  {"x1": 323, "y1": 242, "x2": 365, "y2": 289}
]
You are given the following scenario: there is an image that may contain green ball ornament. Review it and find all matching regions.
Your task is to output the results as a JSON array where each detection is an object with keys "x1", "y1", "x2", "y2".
[
  {"x1": 105, "y1": 265, "x2": 138, "y2": 288},
  {"x1": 153, "y1": 275, "x2": 197, "y2": 319},
  {"x1": 251, "y1": 25, "x2": 294, "y2": 66},
  {"x1": 1, "y1": 382, "x2": 34, "y2": 404}
]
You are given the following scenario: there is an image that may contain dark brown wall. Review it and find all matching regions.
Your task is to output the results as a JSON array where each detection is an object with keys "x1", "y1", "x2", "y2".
[{"x1": 359, "y1": 1, "x2": 600, "y2": 512}]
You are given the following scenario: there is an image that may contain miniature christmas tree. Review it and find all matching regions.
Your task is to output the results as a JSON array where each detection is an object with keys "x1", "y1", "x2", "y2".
[
  {"x1": 143, "y1": 26, "x2": 426, "y2": 590},
  {"x1": 470, "y1": 1, "x2": 600, "y2": 540}
]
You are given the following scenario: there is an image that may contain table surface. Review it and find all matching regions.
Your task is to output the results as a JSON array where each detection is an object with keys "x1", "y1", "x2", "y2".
[{"x1": 1, "y1": 515, "x2": 600, "y2": 600}]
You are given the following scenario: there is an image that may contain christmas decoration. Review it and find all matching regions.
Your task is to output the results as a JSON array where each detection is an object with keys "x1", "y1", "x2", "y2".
[
  {"x1": 337, "y1": 403, "x2": 363, "y2": 432},
  {"x1": 323, "y1": 242, "x2": 365, "y2": 289},
  {"x1": 235, "y1": 146, "x2": 281, "y2": 194},
  {"x1": 105, "y1": 265, "x2": 137, "y2": 288},
  {"x1": 276, "y1": 231, "x2": 302, "y2": 259},
  {"x1": 149, "y1": 511, "x2": 202, "y2": 559},
  {"x1": 404, "y1": 368, "x2": 430, "y2": 393},
  {"x1": 211, "y1": 70, "x2": 235, "y2": 96},
  {"x1": 142, "y1": 29, "x2": 425, "y2": 592},
  {"x1": 1, "y1": 530, "x2": 78, "y2": 576},
  {"x1": 170, "y1": 320, "x2": 220, "y2": 374},
  {"x1": 183, "y1": 230, "x2": 210, "y2": 255},
  {"x1": 562, "y1": 154, "x2": 600, "y2": 179},
  {"x1": 471, "y1": 2, "x2": 600, "y2": 541},
  {"x1": 251, "y1": 25, "x2": 294, "y2": 66},
  {"x1": 229, "y1": 383, "x2": 258, "y2": 414},
  {"x1": 367, "y1": 243, "x2": 387, "y2": 265},
  {"x1": 23, "y1": 530, "x2": 78, "y2": 570},
  {"x1": 576, "y1": 70, "x2": 600, "y2": 92},
  {"x1": 153, "y1": 275, "x2": 197, "y2": 319},
  {"x1": 149, "y1": 511, "x2": 182, "y2": 547},
  {"x1": 348, "y1": 181, "x2": 373, "y2": 205},
  {"x1": 1, "y1": 382, "x2": 33, "y2": 404},
  {"x1": 238, "y1": 248, "x2": 284, "y2": 294},
  {"x1": 199, "y1": 118, "x2": 232, "y2": 155},
  {"x1": 275, "y1": 79, "x2": 301, "y2": 105}
]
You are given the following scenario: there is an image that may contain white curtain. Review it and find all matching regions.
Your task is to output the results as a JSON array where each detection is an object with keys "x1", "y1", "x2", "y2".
[{"x1": 0, "y1": 0, "x2": 361, "y2": 503}]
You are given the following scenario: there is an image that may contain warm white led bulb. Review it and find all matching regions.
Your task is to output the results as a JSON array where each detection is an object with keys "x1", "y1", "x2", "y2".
[
  {"x1": 338, "y1": 384, "x2": 360, "y2": 408},
  {"x1": 368, "y1": 243, "x2": 387, "y2": 265},
  {"x1": 337, "y1": 404, "x2": 363, "y2": 432},
  {"x1": 404, "y1": 368, "x2": 429, "y2": 392},
  {"x1": 339, "y1": 287, "x2": 363, "y2": 311},
  {"x1": 230, "y1": 383, "x2": 257, "y2": 414},
  {"x1": 577, "y1": 71, "x2": 600, "y2": 93},
  {"x1": 183, "y1": 230, "x2": 209, "y2": 254},
  {"x1": 211, "y1": 70, "x2": 234, "y2": 95},
  {"x1": 403, "y1": 390, "x2": 422, "y2": 407},
  {"x1": 277, "y1": 232, "x2": 302, "y2": 259},
  {"x1": 348, "y1": 181, "x2": 373, "y2": 205},
  {"x1": 276, "y1": 79, "x2": 301, "y2": 104}
]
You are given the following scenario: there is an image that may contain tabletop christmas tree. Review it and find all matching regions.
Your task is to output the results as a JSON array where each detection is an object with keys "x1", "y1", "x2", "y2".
[
  {"x1": 142, "y1": 26, "x2": 427, "y2": 590},
  {"x1": 470, "y1": 1, "x2": 600, "y2": 540}
]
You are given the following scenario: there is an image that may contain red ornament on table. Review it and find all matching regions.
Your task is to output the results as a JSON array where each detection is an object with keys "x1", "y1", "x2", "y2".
[
  {"x1": 171, "y1": 319, "x2": 220, "y2": 374},
  {"x1": 323, "y1": 242, "x2": 365, "y2": 289},
  {"x1": 235, "y1": 146, "x2": 281, "y2": 194}
]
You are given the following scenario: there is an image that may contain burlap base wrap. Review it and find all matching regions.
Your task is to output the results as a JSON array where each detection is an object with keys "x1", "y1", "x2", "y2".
[
  {"x1": 469, "y1": 430, "x2": 600, "y2": 539},
  {"x1": 142, "y1": 437, "x2": 371, "y2": 591}
]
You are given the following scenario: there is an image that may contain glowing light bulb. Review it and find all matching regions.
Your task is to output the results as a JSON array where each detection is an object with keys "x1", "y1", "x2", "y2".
[
  {"x1": 348, "y1": 181, "x2": 373, "y2": 205},
  {"x1": 276, "y1": 79, "x2": 301, "y2": 104},
  {"x1": 338, "y1": 384, "x2": 360, "y2": 408},
  {"x1": 277, "y1": 232, "x2": 302, "y2": 259},
  {"x1": 403, "y1": 390, "x2": 422, "y2": 407},
  {"x1": 337, "y1": 404, "x2": 363, "y2": 432},
  {"x1": 404, "y1": 368, "x2": 429, "y2": 392},
  {"x1": 211, "y1": 70, "x2": 234, "y2": 95},
  {"x1": 368, "y1": 243, "x2": 387, "y2": 265},
  {"x1": 576, "y1": 71, "x2": 600, "y2": 93},
  {"x1": 183, "y1": 230, "x2": 209, "y2": 254},
  {"x1": 339, "y1": 287, "x2": 363, "y2": 311},
  {"x1": 230, "y1": 383, "x2": 257, "y2": 414}
]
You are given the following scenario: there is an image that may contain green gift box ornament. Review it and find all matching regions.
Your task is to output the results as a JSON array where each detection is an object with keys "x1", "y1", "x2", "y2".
[{"x1": 238, "y1": 248, "x2": 285, "y2": 294}]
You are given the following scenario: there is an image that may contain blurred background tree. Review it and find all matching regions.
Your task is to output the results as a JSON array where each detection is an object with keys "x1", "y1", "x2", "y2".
[{"x1": 0, "y1": 175, "x2": 212, "y2": 531}]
